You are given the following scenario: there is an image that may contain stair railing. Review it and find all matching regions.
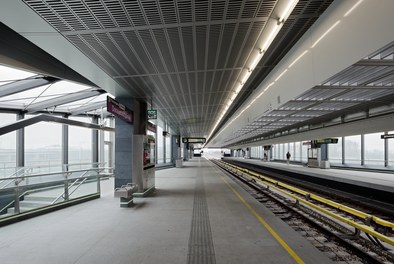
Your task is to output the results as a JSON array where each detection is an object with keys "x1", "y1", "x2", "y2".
[{"x1": 0, "y1": 165, "x2": 112, "y2": 216}]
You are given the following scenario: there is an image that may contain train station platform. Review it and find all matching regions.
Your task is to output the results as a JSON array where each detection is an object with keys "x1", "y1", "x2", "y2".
[
  {"x1": 224, "y1": 158, "x2": 394, "y2": 194},
  {"x1": 0, "y1": 158, "x2": 332, "y2": 264}
]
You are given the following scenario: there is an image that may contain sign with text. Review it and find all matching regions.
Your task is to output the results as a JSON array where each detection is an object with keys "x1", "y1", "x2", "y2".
[
  {"x1": 381, "y1": 134, "x2": 394, "y2": 139},
  {"x1": 311, "y1": 138, "x2": 338, "y2": 148},
  {"x1": 106, "y1": 96, "x2": 133, "y2": 124},
  {"x1": 182, "y1": 137, "x2": 206, "y2": 144},
  {"x1": 147, "y1": 109, "x2": 157, "y2": 120},
  {"x1": 147, "y1": 122, "x2": 157, "y2": 133}
]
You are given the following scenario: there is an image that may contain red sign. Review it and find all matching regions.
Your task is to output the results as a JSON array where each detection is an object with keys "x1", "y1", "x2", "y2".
[
  {"x1": 106, "y1": 96, "x2": 133, "y2": 124},
  {"x1": 147, "y1": 122, "x2": 156, "y2": 133}
]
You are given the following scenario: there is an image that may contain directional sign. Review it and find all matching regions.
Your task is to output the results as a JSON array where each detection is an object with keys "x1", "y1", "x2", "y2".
[
  {"x1": 182, "y1": 137, "x2": 206, "y2": 144},
  {"x1": 381, "y1": 134, "x2": 394, "y2": 139},
  {"x1": 313, "y1": 138, "x2": 338, "y2": 144},
  {"x1": 311, "y1": 138, "x2": 338, "y2": 148},
  {"x1": 147, "y1": 109, "x2": 157, "y2": 120}
]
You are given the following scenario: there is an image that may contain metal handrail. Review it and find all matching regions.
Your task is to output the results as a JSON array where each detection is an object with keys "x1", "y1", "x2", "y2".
[
  {"x1": 0, "y1": 167, "x2": 113, "y2": 215},
  {"x1": 0, "y1": 167, "x2": 106, "y2": 183},
  {"x1": 51, "y1": 168, "x2": 105, "y2": 204}
]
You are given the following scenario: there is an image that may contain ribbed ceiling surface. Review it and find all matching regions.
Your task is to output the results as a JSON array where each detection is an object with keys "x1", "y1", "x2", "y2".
[{"x1": 22, "y1": 0, "x2": 333, "y2": 137}]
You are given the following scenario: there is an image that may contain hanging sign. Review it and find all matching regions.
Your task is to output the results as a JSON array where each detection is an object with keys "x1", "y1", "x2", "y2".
[
  {"x1": 106, "y1": 96, "x2": 133, "y2": 124},
  {"x1": 182, "y1": 137, "x2": 206, "y2": 144},
  {"x1": 147, "y1": 109, "x2": 157, "y2": 120},
  {"x1": 147, "y1": 122, "x2": 157, "y2": 133},
  {"x1": 381, "y1": 134, "x2": 394, "y2": 139}
]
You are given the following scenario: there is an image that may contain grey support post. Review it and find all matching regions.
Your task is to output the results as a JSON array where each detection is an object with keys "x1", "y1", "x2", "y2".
[
  {"x1": 16, "y1": 113, "x2": 24, "y2": 168},
  {"x1": 92, "y1": 116, "x2": 99, "y2": 166},
  {"x1": 62, "y1": 115, "x2": 69, "y2": 171}
]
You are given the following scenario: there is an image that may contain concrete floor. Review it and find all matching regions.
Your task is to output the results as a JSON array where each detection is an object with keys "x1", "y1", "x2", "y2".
[{"x1": 0, "y1": 158, "x2": 332, "y2": 264}]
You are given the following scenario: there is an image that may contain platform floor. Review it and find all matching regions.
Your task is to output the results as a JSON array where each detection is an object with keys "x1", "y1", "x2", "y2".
[
  {"x1": 0, "y1": 158, "x2": 332, "y2": 264},
  {"x1": 225, "y1": 158, "x2": 394, "y2": 193}
]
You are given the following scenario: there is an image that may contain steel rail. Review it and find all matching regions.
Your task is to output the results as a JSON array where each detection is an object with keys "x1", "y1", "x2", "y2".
[{"x1": 219, "y1": 160, "x2": 394, "y2": 246}]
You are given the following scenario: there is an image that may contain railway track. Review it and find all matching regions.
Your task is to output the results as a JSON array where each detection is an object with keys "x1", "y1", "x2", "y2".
[{"x1": 212, "y1": 159, "x2": 394, "y2": 264}]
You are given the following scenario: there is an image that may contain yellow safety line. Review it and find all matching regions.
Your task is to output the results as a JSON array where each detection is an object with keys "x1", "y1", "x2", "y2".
[
  {"x1": 219, "y1": 175, "x2": 304, "y2": 264},
  {"x1": 223, "y1": 161, "x2": 394, "y2": 231},
  {"x1": 217, "y1": 161, "x2": 394, "y2": 246}
]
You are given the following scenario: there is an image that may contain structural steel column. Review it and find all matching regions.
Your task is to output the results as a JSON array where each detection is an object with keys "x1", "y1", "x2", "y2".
[
  {"x1": 361, "y1": 134, "x2": 365, "y2": 166},
  {"x1": 92, "y1": 116, "x2": 99, "y2": 165},
  {"x1": 384, "y1": 132, "x2": 388, "y2": 167},
  {"x1": 62, "y1": 115, "x2": 68, "y2": 170},
  {"x1": 16, "y1": 113, "x2": 24, "y2": 168}
]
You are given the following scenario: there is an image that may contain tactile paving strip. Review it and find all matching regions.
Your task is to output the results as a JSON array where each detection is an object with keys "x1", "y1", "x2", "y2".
[{"x1": 187, "y1": 175, "x2": 216, "y2": 264}]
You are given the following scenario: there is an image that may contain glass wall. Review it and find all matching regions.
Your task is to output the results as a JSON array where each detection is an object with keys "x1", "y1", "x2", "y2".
[
  {"x1": 165, "y1": 135, "x2": 171, "y2": 163},
  {"x1": 294, "y1": 142, "x2": 301, "y2": 161},
  {"x1": 265, "y1": 130, "x2": 394, "y2": 169},
  {"x1": 250, "y1": 146, "x2": 263, "y2": 159},
  {"x1": 68, "y1": 117, "x2": 92, "y2": 165},
  {"x1": 301, "y1": 143, "x2": 308, "y2": 162},
  {"x1": 0, "y1": 113, "x2": 16, "y2": 176},
  {"x1": 157, "y1": 125, "x2": 164, "y2": 164},
  {"x1": 388, "y1": 131, "x2": 394, "y2": 167},
  {"x1": 328, "y1": 137, "x2": 342, "y2": 164},
  {"x1": 289, "y1": 142, "x2": 294, "y2": 161},
  {"x1": 344, "y1": 135, "x2": 361, "y2": 165},
  {"x1": 25, "y1": 116, "x2": 62, "y2": 171},
  {"x1": 364, "y1": 132, "x2": 384, "y2": 166}
]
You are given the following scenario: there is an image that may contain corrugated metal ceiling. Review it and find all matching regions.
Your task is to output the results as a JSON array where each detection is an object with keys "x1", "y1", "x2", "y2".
[{"x1": 22, "y1": 0, "x2": 334, "y2": 138}]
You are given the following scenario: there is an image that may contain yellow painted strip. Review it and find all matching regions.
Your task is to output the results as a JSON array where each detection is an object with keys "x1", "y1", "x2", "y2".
[
  {"x1": 220, "y1": 175, "x2": 304, "y2": 264},
  {"x1": 222, "y1": 161, "x2": 394, "y2": 231}
]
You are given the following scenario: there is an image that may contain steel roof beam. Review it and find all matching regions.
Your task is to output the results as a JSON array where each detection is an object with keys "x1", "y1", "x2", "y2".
[
  {"x1": 25, "y1": 89, "x2": 104, "y2": 113},
  {"x1": 70, "y1": 101, "x2": 107, "y2": 116},
  {"x1": 0, "y1": 76, "x2": 59, "y2": 97},
  {"x1": 0, "y1": 114, "x2": 114, "y2": 137}
]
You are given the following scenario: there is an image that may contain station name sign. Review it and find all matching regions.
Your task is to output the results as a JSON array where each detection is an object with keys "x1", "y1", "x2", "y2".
[
  {"x1": 182, "y1": 137, "x2": 206, "y2": 144},
  {"x1": 106, "y1": 96, "x2": 133, "y2": 124},
  {"x1": 147, "y1": 122, "x2": 157, "y2": 133},
  {"x1": 311, "y1": 138, "x2": 338, "y2": 147},
  {"x1": 381, "y1": 134, "x2": 394, "y2": 139}
]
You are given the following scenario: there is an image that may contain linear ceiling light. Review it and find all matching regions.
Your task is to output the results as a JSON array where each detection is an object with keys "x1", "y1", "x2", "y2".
[
  {"x1": 207, "y1": 0, "x2": 299, "y2": 143},
  {"x1": 288, "y1": 50, "x2": 309, "y2": 68},
  {"x1": 344, "y1": 0, "x2": 363, "y2": 17},
  {"x1": 311, "y1": 20, "x2": 341, "y2": 48}
]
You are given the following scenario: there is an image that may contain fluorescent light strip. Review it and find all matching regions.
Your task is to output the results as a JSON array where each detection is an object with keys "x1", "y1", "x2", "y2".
[
  {"x1": 262, "y1": 24, "x2": 280, "y2": 52},
  {"x1": 288, "y1": 50, "x2": 309, "y2": 68},
  {"x1": 207, "y1": 0, "x2": 300, "y2": 143},
  {"x1": 311, "y1": 20, "x2": 340, "y2": 48},
  {"x1": 344, "y1": 0, "x2": 363, "y2": 17},
  {"x1": 249, "y1": 51, "x2": 264, "y2": 71},
  {"x1": 279, "y1": 0, "x2": 299, "y2": 22},
  {"x1": 274, "y1": 69, "x2": 288, "y2": 82}
]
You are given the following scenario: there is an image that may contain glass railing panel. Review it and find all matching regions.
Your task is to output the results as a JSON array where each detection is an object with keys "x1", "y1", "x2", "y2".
[
  {"x1": 68, "y1": 176, "x2": 99, "y2": 200},
  {"x1": 0, "y1": 164, "x2": 110, "y2": 220}
]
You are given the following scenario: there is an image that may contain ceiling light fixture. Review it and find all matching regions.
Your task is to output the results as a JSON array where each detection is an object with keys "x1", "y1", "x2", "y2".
[
  {"x1": 274, "y1": 69, "x2": 288, "y2": 82},
  {"x1": 344, "y1": 0, "x2": 363, "y2": 17},
  {"x1": 311, "y1": 20, "x2": 341, "y2": 48},
  {"x1": 279, "y1": 0, "x2": 299, "y2": 23},
  {"x1": 288, "y1": 50, "x2": 309, "y2": 68},
  {"x1": 207, "y1": 0, "x2": 299, "y2": 143}
]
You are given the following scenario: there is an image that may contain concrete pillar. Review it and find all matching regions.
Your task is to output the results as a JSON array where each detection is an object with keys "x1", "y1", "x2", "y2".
[
  {"x1": 320, "y1": 144, "x2": 328, "y2": 161},
  {"x1": 171, "y1": 135, "x2": 178, "y2": 164},
  {"x1": 114, "y1": 98, "x2": 134, "y2": 188}
]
